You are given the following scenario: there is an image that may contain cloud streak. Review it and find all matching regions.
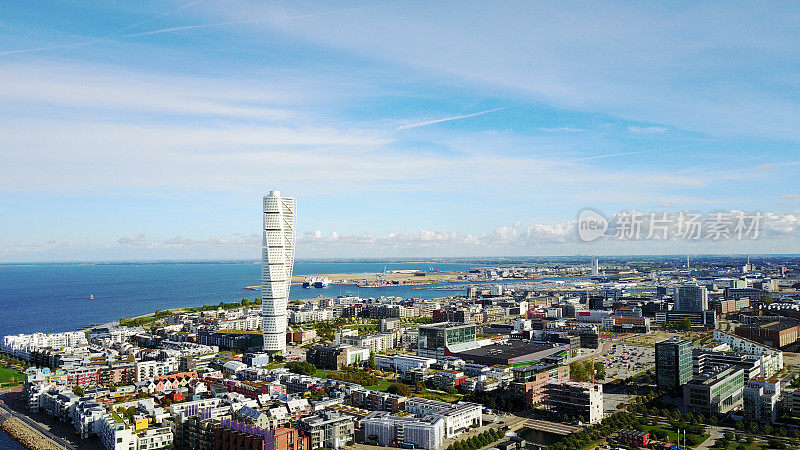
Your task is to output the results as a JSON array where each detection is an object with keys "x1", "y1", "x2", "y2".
[
  {"x1": 122, "y1": 20, "x2": 258, "y2": 38},
  {"x1": 396, "y1": 106, "x2": 508, "y2": 130}
]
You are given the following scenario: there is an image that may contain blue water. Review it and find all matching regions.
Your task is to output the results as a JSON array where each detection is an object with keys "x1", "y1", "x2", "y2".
[
  {"x1": 0, "y1": 261, "x2": 476, "y2": 335},
  {"x1": 0, "y1": 430, "x2": 24, "y2": 449}
]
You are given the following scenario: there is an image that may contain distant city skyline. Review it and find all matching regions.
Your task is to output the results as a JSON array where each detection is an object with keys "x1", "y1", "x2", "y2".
[{"x1": 1, "y1": 1, "x2": 799, "y2": 261}]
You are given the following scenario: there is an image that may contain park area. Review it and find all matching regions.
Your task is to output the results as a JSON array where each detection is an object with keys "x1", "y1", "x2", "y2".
[{"x1": 0, "y1": 366, "x2": 24, "y2": 386}]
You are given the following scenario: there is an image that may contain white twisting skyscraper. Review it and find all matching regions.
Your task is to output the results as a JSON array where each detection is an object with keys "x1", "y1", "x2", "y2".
[{"x1": 261, "y1": 190, "x2": 295, "y2": 354}]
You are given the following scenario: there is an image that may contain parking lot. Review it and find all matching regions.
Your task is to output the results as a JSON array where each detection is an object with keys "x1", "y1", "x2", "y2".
[
  {"x1": 600, "y1": 343, "x2": 655, "y2": 380},
  {"x1": 284, "y1": 344, "x2": 307, "y2": 361}
]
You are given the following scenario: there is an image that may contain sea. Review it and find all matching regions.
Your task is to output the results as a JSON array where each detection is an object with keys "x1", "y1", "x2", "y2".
[
  {"x1": 0, "y1": 260, "x2": 487, "y2": 336},
  {"x1": 0, "y1": 431, "x2": 24, "y2": 450}
]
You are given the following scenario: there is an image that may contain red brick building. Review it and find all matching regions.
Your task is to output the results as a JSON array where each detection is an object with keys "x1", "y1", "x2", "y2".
[
  {"x1": 616, "y1": 429, "x2": 649, "y2": 447},
  {"x1": 214, "y1": 421, "x2": 309, "y2": 450}
]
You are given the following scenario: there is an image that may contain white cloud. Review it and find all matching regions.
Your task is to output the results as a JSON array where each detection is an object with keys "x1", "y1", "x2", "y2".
[
  {"x1": 3, "y1": 210, "x2": 800, "y2": 261},
  {"x1": 539, "y1": 126, "x2": 585, "y2": 133},
  {"x1": 118, "y1": 234, "x2": 147, "y2": 246},
  {"x1": 0, "y1": 62, "x2": 297, "y2": 120},
  {"x1": 627, "y1": 125, "x2": 668, "y2": 134},
  {"x1": 211, "y1": 1, "x2": 800, "y2": 140}
]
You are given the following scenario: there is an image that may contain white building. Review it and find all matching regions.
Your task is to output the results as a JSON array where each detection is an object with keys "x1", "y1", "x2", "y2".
[
  {"x1": 262, "y1": 190, "x2": 296, "y2": 354},
  {"x1": 2, "y1": 331, "x2": 88, "y2": 358},
  {"x1": 362, "y1": 413, "x2": 444, "y2": 449},
  {"x1": 73, "y1": 398, "x2": 105, "y2": 439},
  {"x1": 344, "y1": 346, "x2": 371, "y2": 366},
  {"x1": 713, "y1": 330, "x2": 784, "y2": 374},
  {"x1": 135, "y1": 426, "x2": 173, "y2": 449},
  {"x1": 334, "y1": 329, "x2": 358, "y2": 345},
  {"x1": 135, "y1": 359, "x2": 179, "y2": 382},
  {"x1": 342, "y1": 333, "x2": 395, "y2": 354},
  {"x1": 374, "y1": 354, "x2": 436, "y2": 373},
  {"x1": 404, "y1": 398, "x2": 482, "y2": 438},
  {"x1": 291, "y1": 309, "x2": 334, "y2": 324},
  {"x1": 744, "y1": 379, "x2": 781, "y2": 423},
  {"x1": 98, "y1": 414, "x2": 137, "y2": 450}
]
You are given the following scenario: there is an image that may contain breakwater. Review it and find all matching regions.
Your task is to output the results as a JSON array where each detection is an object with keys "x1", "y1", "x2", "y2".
[{"x1": 0, "y1": 417, "x2": 61, "y2": 449}]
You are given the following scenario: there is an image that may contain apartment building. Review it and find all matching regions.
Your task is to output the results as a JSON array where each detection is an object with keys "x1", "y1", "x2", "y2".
[
  {"x1": 351, "y1": 389, "x2": 407, "y2": 413},
  {"x1": 362, "y1": 412, "x2": 444, "y2": 449},
  {"x1": 713, "y1": 330, "x2": 784, "y2": 374},
  {"x1": 542, "y1": 379, "x2": 604, "y2": 424},
  {"x1": 135, "y1": 358, "x2": 179, "y2": 382},
  {"x1": 404, "y1": 398, "x2": 482, "y2": 438},
  {"x1": 341, "y1": 332, "x2": 395, "y2": 354},
  {"x1": 297, "y1": 411, "x2": 354, "y2": 450},
  {"x1": 305, "y1": 345, "x2": 369, "y2": 370},
  {"x1": 743, "y1": 378, "x2": 781, "y2": 423}
]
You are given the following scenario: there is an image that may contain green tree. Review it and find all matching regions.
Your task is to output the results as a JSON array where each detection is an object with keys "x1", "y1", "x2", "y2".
[
  {"x1": 570, "y1": 361, "x2": 588, "y2": 382},
  {"x1": 594, "y1": 362, "x2": 606, "y2": 380},
  {"x1": 387, "y1": 382, "x2": 412, "y2": 397},
  {"x1": 286, "y1": 361, "x2": 316, "y2": 376}
]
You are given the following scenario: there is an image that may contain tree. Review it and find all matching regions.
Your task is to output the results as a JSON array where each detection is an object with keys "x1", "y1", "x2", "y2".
[
  {"x1": 680, "y1": 318, "x2": 693, "y2": 331},
  {"x1": 415, "y1": 382, "x2": 426, "y2": 393},
  {"x1": 570, "y1": 361, "x2": 588, "y2": 382},
  {"x1": 594, "y1": 362, "x2": 606, "y2": 380},
  {"x1": 761, "y1": 294, "x2": 773, "y2": 305},
  {"x1": 387, "y1": 382, "x2": 412, "y2": 397},
  {"x1": 286, "y1": 361, "x2": 316, "y2": 376}
]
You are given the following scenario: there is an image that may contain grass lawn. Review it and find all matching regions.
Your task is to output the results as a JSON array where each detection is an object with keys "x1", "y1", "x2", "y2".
[
  {"x1": 364, "y1": 379, "x2": 392, "y2": 392},
  {"x1": 714, "y1": 441, "x2": 764, "y2": 450},
  {"x1": 413, "y1": 391, "x2": 461, "y2": 403},
  {"x1": 0, "y1": 366, "x2": 23, "y2": 385},
  {"x1": 640, "y1": 424, "x2": 708, "y2": 448}
]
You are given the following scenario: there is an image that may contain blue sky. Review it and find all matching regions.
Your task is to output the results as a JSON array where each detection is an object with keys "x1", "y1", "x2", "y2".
[{"x1": 1, "y1": 1, "x2": 799, "y2": 261}]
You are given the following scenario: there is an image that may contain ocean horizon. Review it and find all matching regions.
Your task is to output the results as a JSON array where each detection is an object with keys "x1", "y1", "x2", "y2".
[{"x1": 0, "y1": 260, "x2": 478, "y2": 336}]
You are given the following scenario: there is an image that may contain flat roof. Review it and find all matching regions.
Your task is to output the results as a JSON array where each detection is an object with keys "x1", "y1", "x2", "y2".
[{"x1": 451, "y1": 340, "x2": 559, "y2": 363}]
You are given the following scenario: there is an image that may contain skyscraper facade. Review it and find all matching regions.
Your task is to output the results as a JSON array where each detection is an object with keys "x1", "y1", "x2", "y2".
[
  {"x1": 674, "y1": 284, "x2": 708, "y2": 311},
  {"x1": 656, "y1": 337, "x2": 692, "y2": 391},
  {"x1": 262, "y1": 190, "x2": 295, "y2": 354}
]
